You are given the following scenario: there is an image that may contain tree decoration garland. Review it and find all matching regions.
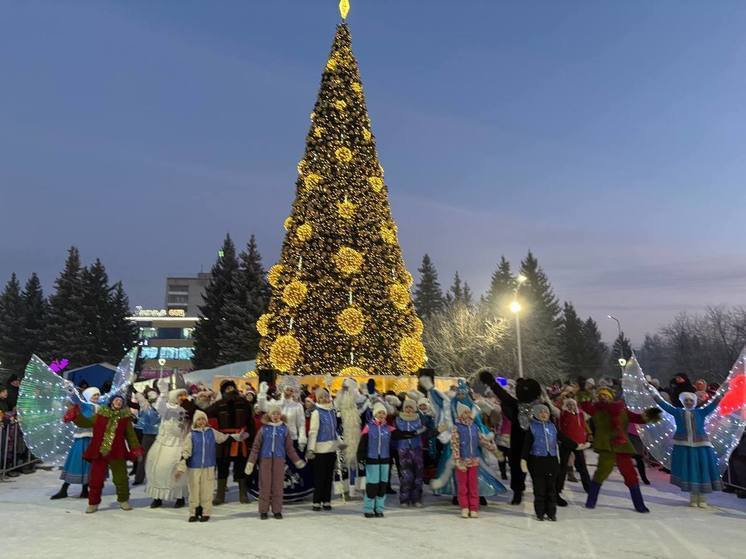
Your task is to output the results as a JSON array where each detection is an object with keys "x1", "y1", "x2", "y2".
[
  {"x1": 335, "y1": 146, "x2": 353, "y2": 163},
  {"x1": 337, "y1": 199, "x2": 356, "y2": 219},
  {"x1": 368, "y1": 176, "x2": 383, "y2": 192},
  {"x1": 399, "y1": 336, "x2": 426, "y2": 372},
  {"x1": 337, "y1": 306, "x2": 364, "y2": 336},
  {"x1": 304, "y1": 172, "x2": 322, "y2": 190},
  {"x1": 334, "y1": 99, "x2": 347, "y2": 111},
  {"x1": 283, "y1": 280, "x2": 308, "y2": 308},
  {"x1": 270, "y1": 335, "x2": 301, "y2": 372},
  {"x1": 334, "y1": 247, "x2": 363, "y2": 275}
]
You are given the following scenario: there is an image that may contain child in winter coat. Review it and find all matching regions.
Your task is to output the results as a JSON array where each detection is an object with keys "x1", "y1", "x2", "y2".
[
  {"x1": 306, "y1": 387, "x2": 345, "y2": 511},
  {"x1": 357, "y1": 401, "x2": 417, "y2": 518},
  {"x1": 245, "y1": 402, "x2": 306, "y2": 519},
  {"x1": 557, "y1": 398, "x2": 592, "y2": 497},
  {"x1": 396, "y1": 397, "x2": 427, "y2": 507},
  {"x1": 451, "y1": 403, "x2": 496, "y2": 518},
  {"x1": 176, "y1": 410, "x2": 245, "y2": 522},
  {"x1": 522, "y1": 404, "x2": 577, "y2": 521}
]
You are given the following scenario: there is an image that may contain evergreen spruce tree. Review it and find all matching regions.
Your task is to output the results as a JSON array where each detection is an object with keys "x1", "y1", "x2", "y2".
[
  {"x1": 413, "y1": 254, "x2": 445, "y2": 320},
  {"x1": 43, "y1": 247, "x2": 89, "y2": 368},
  {"x1": 80, "y1": 259, "x2": 112, "y2": 363},
  {"x1": 218, "y1": 235, "x2": 270, "y2": 364},
  {"x1": 445, "y1": 272, "x2": 474, "y2": 308},
  {"x1": 0, "y1": 274, "x2": 27, "y2": 371},
  {"x1": 559, "y1": 302, "x2": 586, "y2": 378},
  {"x1": 257, "y1": 13, "x2": 424, "y2": 376},
  {"x1": 105, "y1": 282, "x2": 138, "y2": 364},
  {"x1": 483, "y1": 256, "x2": 516, "y2": 315},
  {"x1": 20, "y1": 273, "x2": 46, "y2": 368},
  {"x1": 516, "y1": 251, "x2": 565, "y2": 382},
  {"x1": 580, "y1": 317, "x2": 607, "y2": 377},
  {"x1": 192, "y1": 235, "x2": 239, "y2": 370}
]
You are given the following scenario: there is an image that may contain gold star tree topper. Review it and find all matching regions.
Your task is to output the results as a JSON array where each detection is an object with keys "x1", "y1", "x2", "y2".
[{"x1": 339, "y1": 0, "x2": 350, "y2": 20}]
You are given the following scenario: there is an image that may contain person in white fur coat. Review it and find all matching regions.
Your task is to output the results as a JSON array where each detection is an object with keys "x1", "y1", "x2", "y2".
[{"x1": 145, "y1": 378, "x2": 189, "y2": 509}]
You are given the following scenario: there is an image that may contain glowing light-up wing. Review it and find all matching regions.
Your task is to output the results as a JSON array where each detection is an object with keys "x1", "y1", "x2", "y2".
[
  {"x1": 706, "y1": 347, "x2": 746, "y2": 470},
  {"x1": 622, "y1": 354, "x2": 676, "y2": 469},
  {"x1": 100, "y1": 347, "x2": 139, "y2": 404},
  {"x1": 16, "y1": 355, "x2": 79, "y2": 466}
]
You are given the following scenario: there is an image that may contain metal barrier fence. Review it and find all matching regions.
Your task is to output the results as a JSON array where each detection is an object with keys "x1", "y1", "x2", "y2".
[{"x1": 1, "y1": 417, "x2": 39, "y2": 480}]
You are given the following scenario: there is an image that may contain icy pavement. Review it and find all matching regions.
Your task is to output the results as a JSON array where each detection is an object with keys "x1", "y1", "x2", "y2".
[{"x1": 2, "y1": 465, "x2": 745, "y2": 559}]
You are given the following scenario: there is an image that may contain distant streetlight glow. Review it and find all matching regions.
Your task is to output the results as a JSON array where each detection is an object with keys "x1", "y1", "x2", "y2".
[
  {"x1": 517, "y1": 274, "x2": 527, "y2": 284},
  {"x1": 510, "y1": 300, "x2": 522, "y2": 314}
]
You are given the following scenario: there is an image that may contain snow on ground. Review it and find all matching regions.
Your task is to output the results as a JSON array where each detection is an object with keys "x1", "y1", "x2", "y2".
[{"x1": 2, "y1": 465, "x2": 745, "y2": 559}]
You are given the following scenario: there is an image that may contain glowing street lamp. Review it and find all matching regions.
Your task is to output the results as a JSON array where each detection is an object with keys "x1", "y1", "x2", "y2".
[
  {"x1": 510, "y1": 299, "x2": 524, "y2": 379},
  {"x1": 608, "y1": 315, "x2": 627, "y2": 376}
]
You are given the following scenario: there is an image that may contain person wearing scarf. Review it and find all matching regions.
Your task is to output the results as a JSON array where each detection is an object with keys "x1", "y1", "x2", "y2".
[
  {"x1": 70, "y1": 393, "x2": 143, "y2": 513},
  {"x1": 580, "y1": 388, "x2": 661, "y2": 513}
]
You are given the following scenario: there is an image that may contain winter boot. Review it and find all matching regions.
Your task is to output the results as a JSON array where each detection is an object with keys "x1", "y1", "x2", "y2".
[
  {"x1": 479, "y1": 496, "x2": 488, "y2": 506},
  {"x1": 567, "y1": 471, "x2": 579, "y2": 483},
  {"x1": 469, "y1": 510, "x2": 480, "y2": 518},
  {"x1": 274, "y1": 512, "x2": 283, "y2": 520},
  {"x1": 629, "y1": 484, "x2": 649, "y2": 513},
  {"x1": 689, "y1": 494, "x2": 699, "y2": 508},
  {"x1": 199, "y1": 516, "x2": 210, "y2": 522},
  {"x1": 461, "y1": 508, "x2": 470, "y2": 518},
  {"x1": 150, "y1": 499, "x2": 163, "y2": 509},
  {"x1": 697, "y1": 494, "x2": 710, "y2": 509},
  {"x1": 260, "y1": 513, "x2": 269, "y2": 520},
  {"x1": 119, "y1": 501, "x2": 133, "y2": 511},
  {"x1": 510, "y1": 491, "x2": 523, "y2": 505},
  {"x1": 174, "y1": 498, "x2": 185, "y2": 508},
  {"x1": 557, "y1": 495, "x2": 568, "y2": 507},
  {"x1": 585, "y1": 481, "x2": 602, "y2": 509},
  {"x1": 79, "y1": 484, "x2": 89, "y2": 498},
  {"x1": 85, "y1": 504, "x2": 98, "y2": 514},
  {"x1": 50, "y1": 483, "x2": 70, "y2": 500},
  {"x1": 238, "y1": 479, "x2": 250, "y2": 504},
  {"x1": 213, "y1": 479, "x2": 227, "y2": 506},
  {"x1": 499, "y1": 461, "x2": 508, "y2": 480},
  {"x1": 188, "y1": 515, "x2": 199, "y2": 522}
]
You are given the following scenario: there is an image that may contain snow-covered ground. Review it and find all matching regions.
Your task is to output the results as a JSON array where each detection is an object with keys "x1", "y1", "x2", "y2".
[{"x1": 2, "y1": 465, "x2": 745, "y2": 559}]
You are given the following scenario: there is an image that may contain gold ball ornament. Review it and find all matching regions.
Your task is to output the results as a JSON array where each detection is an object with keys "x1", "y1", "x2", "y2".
[
  {"x1": 283, "y1": 217, "x2": 293, "y2": 231},
  {"x1": 368, "y1": 176, "x2": 383, "y2": 192},
  {"x1": 335, "y1": 147, "x2": 353, "y2": 163},
  {"x1": 326, "y1": 58, "x2": 337, "y2": 72},
  {"x1": 256, "y1": 313, "x2": 273, "y2": 337},
  {"x1": 362, "y1": 128, "x2": 372, "y2": 141},
  {"x1": 404, "y1": 270, "x2": 414, "y2": 287},
  {"x1": 389, "y1": 283, "x2": 410, "y2": 310},
  {"x1": 267, "y1": 265, "x2": 284, "y2": 288},
  {"x1": 412, "y1": 317, "x2": 424, "y2": 336},
  {"x1": 282, "y1": 280, "x2": 308, "y2": 308},
  {"x1": 380, "y1": 225, "x2": 397, "y2": 244},
  {"x1": 400, "y1": 336, "x2": 426, "y2": 373},
  {"x1": 341, "y1": 366, "x2": 368, "y2": 377},
  {"x1": 333, "y1": 99, "x2": 347, "y2": 111},
  {"x1": 337, "y1": 199, "x2": 356, "y2": 219},
  {"x1": 334, "y1": 247, "x2": 364, "y2": 275},
  {"x1": 270, "y1": 335, "x2": 301, "y2": 373},
  {"x1": 337, "y1": 306, "x2": 364, "y2": 336},
  {"x1": 313, "y1": 126, "x2": 325, "y2": 138},
  {"x1": 352, "y1": 82, "x2": 363, "y2": 94},
  {"x1": 296, "y1": 223, "x2": 313, "y2": 242},
  {"x1": 304, "y1": 172, "x2": 322, "y2": 191}
]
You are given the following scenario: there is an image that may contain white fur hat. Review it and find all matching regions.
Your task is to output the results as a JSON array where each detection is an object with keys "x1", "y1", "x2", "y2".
[
  {"x1": 402, "y1": 397, "x2": 418, "y2": 411},
  {"x1": 192, "y1": 409, "x2": 208, "y2": 427},
  {"x1": 82, "y1": 387, "x2": 100, "y2": 403},
  {"x1": 168, "y1": 388, "x2": 187, "y2": 404},
  {"x1": 385, "y1": 394, "x2": 402, "y2": 408},
  {"x1": 372, "y1": 401, "x2": 387, "y2": 417}
]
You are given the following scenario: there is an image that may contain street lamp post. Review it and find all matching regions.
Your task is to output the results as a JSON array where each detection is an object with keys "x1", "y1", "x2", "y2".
[{"x1": 510, "y1": 274, "x2": 528, "y2": 379}]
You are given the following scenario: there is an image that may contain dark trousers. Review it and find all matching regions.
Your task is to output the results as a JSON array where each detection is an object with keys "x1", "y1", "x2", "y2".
[
  {"x1": 557, "y1": 447, "x2": 591, "y2": 493},
  {"x1": 398, "y1": 447, "x2": 424, "y2": 504},
  {"x1": 217, "y1": 454, "x2": 248, "y2": 482},
  {"x1": 312, "y1": 452, "x2": 336, "y2": 504},
  {"x1": 134, "y1": 434, "x2": 156, "y2": 484},
  {"x1": 510, "y1": 444, "x2": 526, "y2": 493},
  {"x1": 529, "y1": 455, "x2": 559, "y2": 518}
]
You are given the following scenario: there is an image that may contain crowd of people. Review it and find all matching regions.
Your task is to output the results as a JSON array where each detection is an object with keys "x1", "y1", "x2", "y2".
[{"x1": 10, "y1": 367, "x2": 746, "y2": 522}]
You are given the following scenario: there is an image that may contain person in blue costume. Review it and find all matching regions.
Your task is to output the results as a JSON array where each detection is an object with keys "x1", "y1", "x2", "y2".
[
  {"x1": 50, "y1": 387, "x2": 101, "y2": 500},
  {"x1": 650, "y1": 387, "x2": 726, "y2": 508},
  {"x1": 422, "y1": 377, "x2": 506, "y2": 503}
]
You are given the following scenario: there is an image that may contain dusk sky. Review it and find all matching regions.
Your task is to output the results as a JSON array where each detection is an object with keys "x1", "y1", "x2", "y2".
[{"x1": 1, "y1": 1, "x2": 745, "y2": 345}]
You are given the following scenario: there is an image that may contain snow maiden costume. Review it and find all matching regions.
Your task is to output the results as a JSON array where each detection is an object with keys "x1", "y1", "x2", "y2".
[
  {"x1": 51, "y1": 387, "x2": 101, "y2": 500},
  {"x1": 145, "y1": 379, "x2": 189, "y2": 508},
  {"x1": 307, "y1": 387, "x2": 345, "y2": 510},
  {"x1": 424, "y1": 377, "x2": 506, "y2": 502},
  {"x1": 652, "y1": 390, "x2": 724, "y2": 507}
]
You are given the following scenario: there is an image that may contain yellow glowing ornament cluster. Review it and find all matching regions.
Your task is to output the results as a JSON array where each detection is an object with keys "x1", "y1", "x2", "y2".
[
  {"x1": 304, "y1": 172, "x2": 322, "y2": 191},
  {"x1": 270, "y1": 335, "x2": 301, "y2": 372},
  {"x1": 389, "y1": 283, "x2": 410, "y2": 310},
  {"x1": 337, "y1": 306, "x2": 364, "y2": 336},
  {"x1": 352, "y1": 82, "x2": 362, "y2": 94},
  {"x1": 399, "y1": 337, "x2": 426, "y2": 372},
  {"x1": 335, "y1": 147, "x2": 353, "y2": 163},
  {"x1": 333, "y1": 99, "x2": 347, "y2": 111},
  {"x1": 267, "y1": 265, "x2": 284, "y2": 288},
  {"x1": 380, "y1": 225, "x2": 396, "y2": 244},
  {"x1": 283, "y1": 217, "x2": 293, "y2": 231},
  {"x1": 334, "y1": 247, "x2": 363, "y2": 275},
  {"x1": 283, "y1": 280, "x2": 308, "y2": 308},
  {"x1": 368, "y1": 176, "x2": 383, "y2": 192},
  {"x1": 313, "y1": 126, "x2": 325, "y2": 138},
  {"x1": 256, "y1": 313, "x2": 272, "y2": 337},
  {"x1": 326, "y1": 58, "x2": 337, "y2": 72},
  {"x1": 404, "y1": 270, "x2": 414, "y2": 287},
  {"x1": 297, "y1": 160, "x2": 306, "y2": 174},
  {"x1": 412, "y1": 317, "x2": 424, "y2": 336},
  {"x1": 296, "y1": 223, "x2": 313, "y2": 242},
  {"x1": 362, "y1": 128, "x2": 372, "y2": 141},
  {"x1": 337, "y1": 199, "x2": 356, "y2": 219},
  {"x1": 340, "y1": 366, "x2": 367, "y2": 377}
]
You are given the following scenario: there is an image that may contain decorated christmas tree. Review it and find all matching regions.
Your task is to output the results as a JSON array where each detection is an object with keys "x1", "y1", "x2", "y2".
[{"x1": 256, "y1": 2, "x2": 424, "y2": 377}]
